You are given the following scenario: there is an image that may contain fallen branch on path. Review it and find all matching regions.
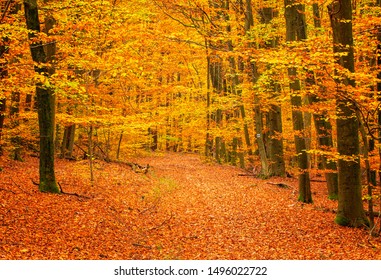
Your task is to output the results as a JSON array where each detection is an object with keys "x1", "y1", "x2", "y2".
[{"x1": 267, "y1": 182, "x2": 292, "y2": 189}]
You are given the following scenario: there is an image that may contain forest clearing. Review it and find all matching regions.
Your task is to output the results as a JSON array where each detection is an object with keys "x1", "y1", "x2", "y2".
[{"x1": 1, "y1": 152, "x2": 380, "y2": 260}]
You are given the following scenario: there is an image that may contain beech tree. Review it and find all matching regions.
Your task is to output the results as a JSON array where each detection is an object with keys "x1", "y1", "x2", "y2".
[
  {"x1": 24, "y1": 0, "x2": 59, "y2": 193},
  {"x1": 328, "y1": 0, "x2": 367, "y2": 227},
  {"x1": 0, "y1": 0, "x2": 13, "y2": 156},
  {"x1": 284, "y1": 0, "x2": 312, "y2": 203}
]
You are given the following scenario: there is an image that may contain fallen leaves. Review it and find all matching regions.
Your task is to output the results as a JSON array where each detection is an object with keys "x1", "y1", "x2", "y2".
[{"x1": 0, "y1": 152, "x2": 381, "y2": 259}]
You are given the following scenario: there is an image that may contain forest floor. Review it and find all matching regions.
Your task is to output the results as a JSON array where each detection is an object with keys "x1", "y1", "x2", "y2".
[{"x1": 1, "y1": 152, "x2": 381, "y2": 260}]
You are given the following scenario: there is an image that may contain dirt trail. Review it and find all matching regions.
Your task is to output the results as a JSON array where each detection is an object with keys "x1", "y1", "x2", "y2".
[{"x1": 1, "y1": 152, "x2": 380, "y2": 259}]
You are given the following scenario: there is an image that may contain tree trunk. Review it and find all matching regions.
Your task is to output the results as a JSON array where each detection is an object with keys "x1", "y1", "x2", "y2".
[
  {"x1": 0, "y1": 2, "x2": 10, "y2": 156},
  {"x1": 24, "y1": 0, "x2": 59, "y2": 193},
  {"x1": 0, "y1": 97, "x2": 5, "y2": 155},
  {"x1": 309, "y1": 2, "x2": 338, "y2": 199},
  {"x1": 116, "y1": 131, "x2": 123, "y2": 159},
  {"x1": 61, "y1": 124, "x2": 76, "y2": 158},
  {"x1": 2, "y1": 1, "x2": 22, "y2": 159},
  {"x1": 328, "y1": 0, "x2": 368, "y2": 227},
  {"x1": 312, "y1": 3, "x2": 321, "y2": 29},
  {"x1": 260, "y1": 7, "x2": 285, "y2": 177},
  {"x1": 284, "y1": 0, "x2": 312, "y2": 203},
  {"x1": 375, "y1": 0, "x2": 381, "y2": 235},
  {"x1": 205, "y1": 50, "x2": 212, "y2": 157},
  {"x1": 88, "y1": 125, "x2": 94, "y2": 187}
]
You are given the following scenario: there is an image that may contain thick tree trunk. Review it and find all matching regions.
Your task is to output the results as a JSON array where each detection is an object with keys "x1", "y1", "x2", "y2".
[
  {"x1": 24, "y1": 0, "x2": 59, "y2": 193},
  {"x1": 284, "y1": 0, "x2": 312, "y2": 203},
  {"x1": 328, "y1": 0, "x2": 368, "y2": 227}
]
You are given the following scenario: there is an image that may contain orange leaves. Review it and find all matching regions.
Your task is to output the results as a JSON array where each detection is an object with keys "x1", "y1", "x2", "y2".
[{"x1": 2, "y1": 153, "x2": 380, "y2": 259}]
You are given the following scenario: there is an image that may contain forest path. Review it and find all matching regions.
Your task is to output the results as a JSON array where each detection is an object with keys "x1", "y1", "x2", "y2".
[
  {"x1": 1, "y1": 152, "x2": 380, "y2": 259},
  {"x1": 128, "y1": 152, "x2": 380, "y2": 259}
]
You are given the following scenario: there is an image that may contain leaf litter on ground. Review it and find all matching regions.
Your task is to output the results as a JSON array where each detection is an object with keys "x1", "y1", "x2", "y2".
[{"x1": 0, "y1": 152, "x2": 380, "y2": 260}]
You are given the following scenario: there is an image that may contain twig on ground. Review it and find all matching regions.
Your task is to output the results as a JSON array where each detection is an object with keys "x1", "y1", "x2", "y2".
[
  {"x1": 0, "y1": 187, "x2": 16, "y2": 194},
  {"x1": 58, "y1": 182, "x2": 91, "y2": 199},
  {"x1": 139, "y1": 198, "x2": 161, "y2": 214},
  {"x1": 149, "y1": 212, "x2": 174, "y2": 231},
  {"x1": 10, "y1": 177, "x2": 32, "y2": 195},
  {"x1": 132, "y1": 243, "x2": 152, "y2": 249},
  {"x1": 267, "y1": 182, "x2": 292, "y2": 189}
]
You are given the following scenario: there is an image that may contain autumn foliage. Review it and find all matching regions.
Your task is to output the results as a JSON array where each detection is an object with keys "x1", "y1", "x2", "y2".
[
  {"x1": 1, "y1": 0, "x2": 381, "y2": 259},
  {"x1": 1, "y1": 153, "x2": 381, "y2": 259}
]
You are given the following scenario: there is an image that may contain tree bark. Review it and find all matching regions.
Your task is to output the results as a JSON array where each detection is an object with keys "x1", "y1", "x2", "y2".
[
  {"x1": 306, "y1": 3, "x2": 338, "y2": 199},
  {"x1": 24, "y1": 0, "x2": 59, "y2": 193},
  {"x1": 284, "y1": 0, "x2": 312, "y2": 203},
  {"x1": 61, "y1": 124, "x2": 76, "y2": 158},
  {"x1": 260, "y1": 7, "x2": 286, "y2": 177},
  {"x1": 0, "y1": 97, "x2": 5, "y2": 155},
  {"x1": 328, "y1": 0, "x2": 368, "y2": 227},
  {"x1": 1, "y1": 1, "x2": 22, "y2": 158},
  {"x1": 0, "y1": 1, "x2": 11, "y2": 155}
]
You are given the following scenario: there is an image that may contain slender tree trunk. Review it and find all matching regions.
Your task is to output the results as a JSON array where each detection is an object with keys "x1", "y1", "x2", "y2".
[
  {"x1": 116, "y1": 131, "x2": 123, "y2": 159},
  {"x1": 2, "y1": 2, "x2": 23, "y2": 159},
  {"x1": 61, "y1": 124, "x2": 75, "y2": 158},
  {"x1": 88, "y1": 125, "x2": 94, "y2": 187},
  {"x1": 245, "y1": 3, "x2": 270, "y2": 176},
  {"x1": 24, "y1": 0, "x2": 59, "y2": 193},
  {"x1": 0, "y1": 42, "x2": 6, "y2": 154},
  {"x1": 0, "y1": 1, "x2": 11, "y2": 156},
  {"x1": 312, "y1": 3, "x2": 321, "y2": 29},
  {"x1": 376, "y1": 0, "x2": 381, "y2": 235},
  {"x1": 328, "y1": 0, "x2": 368, "y2": 227},
  {"x1": 357, "y1": 112, "x2": 374, "y2": 229},
  {"x1": 0, "y1": 97, "x2": 5, "y2": 155},
  {"x1": 205, "y1": 50, "x2": 213, "y2": 157},
  {"x1": 308, "y1": 2, "x2": 338, "y2": 199},
  {"x1": 10, "y1": 91, "x2": 22, "y2": 161},
  {"x1": 284, "y1": 0, "x2": 312, "y2": 203},
  {"x1": 260, "y1": 7, "x2": 285, "y2": 177}
]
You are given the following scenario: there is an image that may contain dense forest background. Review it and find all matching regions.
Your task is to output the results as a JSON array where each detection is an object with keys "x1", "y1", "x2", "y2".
[{"x1": 2, "y1": 0, "x2": 381, "y2": 245}]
